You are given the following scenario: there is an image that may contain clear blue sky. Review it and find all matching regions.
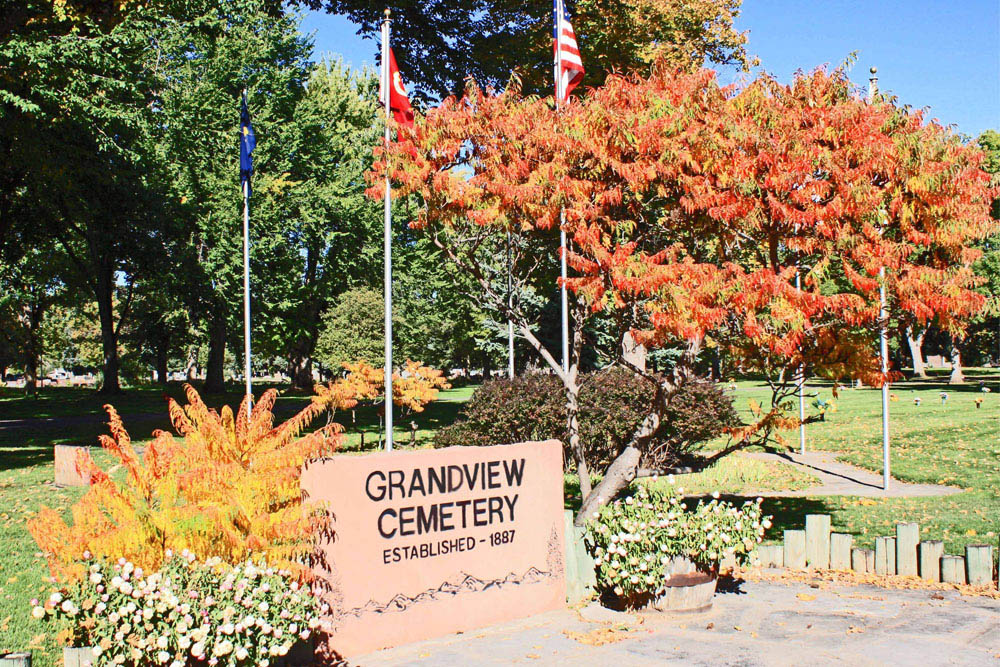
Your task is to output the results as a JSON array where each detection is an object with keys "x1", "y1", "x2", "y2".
[{"x1": 300, "y1": 1, "x2": 999, "y2": 137}]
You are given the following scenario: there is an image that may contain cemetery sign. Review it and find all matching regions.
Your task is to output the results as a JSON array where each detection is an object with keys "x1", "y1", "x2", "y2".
[{"x1": 301, "y1": 440, "x2": 566, "y2": 657}]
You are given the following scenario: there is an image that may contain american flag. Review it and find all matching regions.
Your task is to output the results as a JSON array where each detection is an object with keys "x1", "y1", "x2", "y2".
[{"x1": 553, "y1": 0, "x2": 584, "y2": 104}]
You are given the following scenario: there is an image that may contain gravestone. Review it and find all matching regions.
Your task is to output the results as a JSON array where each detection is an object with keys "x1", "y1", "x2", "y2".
[
  {"x1": 301, "y1": 440, "x2": 566, "y2": 658},
  {"x1": 54, "y1": 445, "x2": 92, "y2": 487}
]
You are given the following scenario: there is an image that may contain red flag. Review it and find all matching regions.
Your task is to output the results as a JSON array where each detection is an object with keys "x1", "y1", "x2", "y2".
[{"x1": 385, "y1": 48, "x2": 413, "y2": 129}]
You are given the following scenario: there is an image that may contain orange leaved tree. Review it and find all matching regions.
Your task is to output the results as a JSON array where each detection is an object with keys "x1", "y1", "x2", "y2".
[
  {"x1": 374, "y1": 64, "x2": 996, "y2": 523},
  {"x1": 29, "y1": 385, "x2": 340, "y2": 582}
]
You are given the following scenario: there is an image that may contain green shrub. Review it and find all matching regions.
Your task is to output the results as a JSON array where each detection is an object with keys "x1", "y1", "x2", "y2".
[{"x1": 435, "y1": 368, "x2": 738, "y2": 469}]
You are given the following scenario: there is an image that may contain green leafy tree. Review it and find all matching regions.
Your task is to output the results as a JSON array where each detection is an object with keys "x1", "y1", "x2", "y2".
[
  {"x1": 315, "y1": 287, "x2": 387, "y2": 371},
  {"x1": 305, "y1": 0, "x2": 755, "y2": 102},
  {"x1": 150, "y1": 0, "x2": 314, "y2": 392},
  {"x1": 256, "y1": 59, "x2": 384, "y2": 387}
]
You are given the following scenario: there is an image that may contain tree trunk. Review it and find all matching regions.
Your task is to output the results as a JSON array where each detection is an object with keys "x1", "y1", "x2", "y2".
[
  {"x1": 906, "y1": 325, "x2": 927, "y2": 378},
  {"x1": 575, "y1": 400, "x2": 664, "y2": 526},
  {"x1": 287, "y1": 354, "x2": 313, "y2": 390},
  {"x1": 576, "y1": 445, "x2": 642, "y2": 525},
  {"x1": 185, "y1": 345, "x2": 198, "y2": 380},
  {"x1": 155, "y1": 341, "x2": 168, "y2": 386},
  {"x1": 565, "y1": 378, "x2": 591, "y2": 499},
  {"x1": 949, "y1": 339, "x2": 965, "y2": 384},
  {"x1": 95, "y1": 262, "x2": 121, "y2": 394},
  {"x1": 203, "y1": 311, "x2": 227, "y2": 393}
]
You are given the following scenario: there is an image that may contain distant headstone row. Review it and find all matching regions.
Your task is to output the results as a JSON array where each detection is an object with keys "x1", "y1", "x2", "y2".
[{"x1": 748, "y1": 514, "x2": 996, "y2": 587}]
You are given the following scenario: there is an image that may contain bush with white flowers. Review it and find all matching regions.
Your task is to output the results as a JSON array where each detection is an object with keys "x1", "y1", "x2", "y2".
[
  {"x1": 585, "y1": 480, "x2": 771, "y2": 601},
  {"x1": 31, "y1": 550, "x2": 326, "y2": 666}
]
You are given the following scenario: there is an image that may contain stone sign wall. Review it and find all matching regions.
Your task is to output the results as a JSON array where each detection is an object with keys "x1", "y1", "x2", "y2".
[{"x1": 301, "y1": 440, "x2": 566, "y2": 658}]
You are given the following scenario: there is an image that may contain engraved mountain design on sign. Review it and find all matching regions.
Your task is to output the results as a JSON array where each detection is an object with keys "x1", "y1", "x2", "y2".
[{"x1": 337, "y1": 567, "x2": 554, "y2": 620}]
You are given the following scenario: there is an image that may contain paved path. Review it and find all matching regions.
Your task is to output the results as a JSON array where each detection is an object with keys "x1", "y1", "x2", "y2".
[
  {"x1": 355, "y1": 580, "x2": 1000, "y2": 666},
  {"x1": 742, "y1": 451, "x2": 963, "y2": 498}
]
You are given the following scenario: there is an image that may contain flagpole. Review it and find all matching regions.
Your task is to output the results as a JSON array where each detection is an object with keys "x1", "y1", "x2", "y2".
[
  {"x1": 241, "y1": 93, "x2": 252, "y2": 424},
  {"x1": 870, "y1": 65, "x2": 890, "y2": 491},
  {"x1": 507, "y1": 233, "x2": 514, "y2": 378},
  {"x1": 382, "y1": 9, "x2": 394, "y2": 451},
  {"x1": 555, "y1": 0, "x2": 569, "y2": 375},
  {"x1": 242, "y1": 182, "x2": 252, "y2": 421},
  {"x1": 796, "y1": 269, "x2": 805, "y2": 454}
]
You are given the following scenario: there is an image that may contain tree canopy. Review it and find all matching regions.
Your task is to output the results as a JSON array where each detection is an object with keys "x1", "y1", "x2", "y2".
[{"x1": 306, "y1": 0, "x2": 755, "y2": 102}]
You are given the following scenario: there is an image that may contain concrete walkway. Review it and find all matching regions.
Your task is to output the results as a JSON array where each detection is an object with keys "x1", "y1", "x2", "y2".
[
  {"x1": 354, "y1": 580, "x2": 1000, "y2": 666},
  {"x1": 742, "y1": 451, "x2": 963, "y2": 498}
]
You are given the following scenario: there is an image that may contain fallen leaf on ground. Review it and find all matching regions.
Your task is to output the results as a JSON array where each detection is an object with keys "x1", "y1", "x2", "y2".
[
  {"x1": 562, "y1": 627, "x2": 632, "y2": 646},
  {"x1": 796, "y1": 593, "x2": 816, "y2": 601}
]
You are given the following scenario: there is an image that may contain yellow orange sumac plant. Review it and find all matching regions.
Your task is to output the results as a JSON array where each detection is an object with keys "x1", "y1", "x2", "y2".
[
  {"x1": 29, "y1": 386, "x2": 340, "y2": 582},
  {"x1": 314, "y1": 360, "x2": 451, "y2": 417}
]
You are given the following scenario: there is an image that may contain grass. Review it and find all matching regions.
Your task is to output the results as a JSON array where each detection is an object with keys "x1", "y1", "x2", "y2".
[
  {"x1": 700, "y1": 370, "x2": 999, "y2": 556},
  {"x1": 644, "y1": 453, "x2": 820, "y2": 496},
  {"x1": 1, "y1": 371, "x2": 997, "y2": 660}
]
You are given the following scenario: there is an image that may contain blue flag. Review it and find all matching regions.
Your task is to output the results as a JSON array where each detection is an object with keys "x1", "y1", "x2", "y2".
[{"x1": 239, "y1": 93, "x2": 256, "y2": 194}]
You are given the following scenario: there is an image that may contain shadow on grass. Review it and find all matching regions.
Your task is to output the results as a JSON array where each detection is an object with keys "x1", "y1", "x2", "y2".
[{"x1": 0, "y1": 445, "x2": 52, "y2": 471}]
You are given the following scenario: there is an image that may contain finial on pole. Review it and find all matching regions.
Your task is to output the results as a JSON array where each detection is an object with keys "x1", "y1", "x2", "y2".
[
  {"x1": 384, "y1": 8, "x2": 391, "y2": 18},
  {"x1": 868, "y1": 66, "x2": 878, "y2": 100}
]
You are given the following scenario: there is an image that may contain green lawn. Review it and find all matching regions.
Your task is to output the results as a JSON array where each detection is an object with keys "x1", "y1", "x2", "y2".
[
  {"x1": 702, "y1": 371, "x2": 999, "y2": 557},
  {"x1": 1, "y1": 373, "x2": 997, "y2": 660}
]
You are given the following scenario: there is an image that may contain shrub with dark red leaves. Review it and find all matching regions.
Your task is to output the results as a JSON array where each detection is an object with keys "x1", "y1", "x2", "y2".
[{"x1": 435, "y1": 367, "x2": 738, "y2": 470}]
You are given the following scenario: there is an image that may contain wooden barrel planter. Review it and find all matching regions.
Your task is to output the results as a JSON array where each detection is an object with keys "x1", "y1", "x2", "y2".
[{"x1": 601, "y1": 556, "x2": 718, "y2": 612}]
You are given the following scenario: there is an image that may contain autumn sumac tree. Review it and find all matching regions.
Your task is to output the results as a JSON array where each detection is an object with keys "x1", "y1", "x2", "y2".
[
  {"x1": 375, "y1": 65, "x2": 996, "y2": 524},
  {"x1": 29, "y1": 385, "x2": 341, "y2": 582}
]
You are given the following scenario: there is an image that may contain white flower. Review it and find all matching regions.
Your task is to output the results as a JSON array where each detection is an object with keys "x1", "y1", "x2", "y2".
[
  {"x1": 258, "y1": 601, "x2": 269, "y2": 612},
  {"x1": 157, "y1": 651, "x2": 171, "y2": 664},
  {"x1": 235, "y1": 648, "x2": 249, "y2": 661},
  {"x1": 48, "y1": 592, "x2": 62, "y2": 604},
  {"x1": 92, "y1": 646, "x2": 103, "y2": 657},
  {"x1": 178, "y1": 636, "x2": 192, "y2": 650},
  {"x1": 613, "y1": 586, "x2": 623, "y2": 596},
  {"x1": 89, "y1": 572, "x2": 103, "y2": 585},
  {"x1": 214, "y1": 640, "x2": 234, "y2": 657},
  {"x1": 191, "y1": 641, "x2": 206, "y2": 657},
  {"x1": 156, "y1": 636, "x2": 169, "y2": 649},
  {"x1": 31, "y1": 606, "x2": 45, "y2": 619},
  {"x1": 711, "y1": 491, "x2": 720, "y2": 499}
]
